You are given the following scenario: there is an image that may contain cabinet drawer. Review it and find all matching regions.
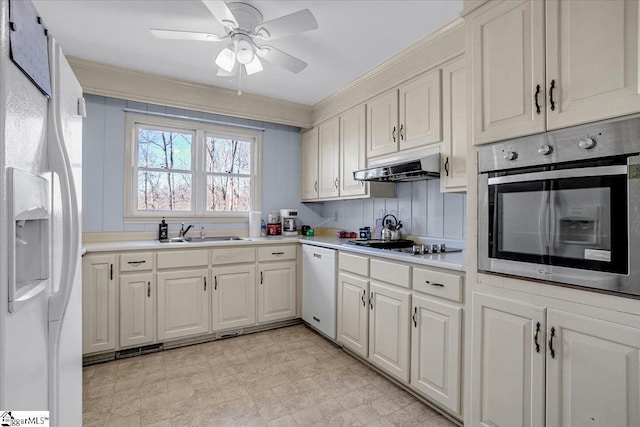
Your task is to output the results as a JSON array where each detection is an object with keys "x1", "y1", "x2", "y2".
[
  {"x1": 120, "y1": 252, "x2": 153, "y2": 272},
  {"x1": 258, "y1": 245, "x2": 296, "y2": 262},
  {"x1": 370, "y1": 258, "x2": 410, "y2": 288},
  {"x1": 413, "y1": 267, "x2": 463, "y2": 302},
  {"x1": 339, "y1": 252, "x2": 369, "y2": 276},
  {"x1": 211, "y1": 247, "x2": 256, "y2": 265},
  {"x1": 157, "y1": 250, "x2": 208, "y2": 269}
]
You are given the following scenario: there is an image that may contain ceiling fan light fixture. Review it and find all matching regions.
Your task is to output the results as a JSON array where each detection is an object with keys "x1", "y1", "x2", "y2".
[
  {"x1": 236, "y1": 44, "x2": 254, "y2": 64},
  {"x1": 244, "y1": 56, "x2": 263, "y2": 75},
  {"x1": 215, "y1": 47, "x2": 236, "y2": 72}
]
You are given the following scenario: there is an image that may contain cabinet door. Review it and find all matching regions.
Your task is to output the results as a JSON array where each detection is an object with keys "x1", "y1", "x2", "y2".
[
  {"x1": 120, "y1": 272, "x2": 154, "y2": 348},
  {"x1": 211, "y1": 264, "x2": 256, "y2": 331},
  {"x1": 318, "y1": 117, "x2": 340, "y2": 198},
  {"x1": 337, "y1": 273, "x2": 369, "y2": 357},
  {"x1": 157, "y1": 269, "x2": 209, "y2": 341},
  {"x1": 470, "y1": 0, "x2": 546, "y2": 145},
  {"x1": 367, "y1": 90, "x2": 399, "y2": 157},
  {"x1": 399, "y1": 70, "x2": 442, "y2": 150},
  {"x1": 546, "y1": 309, "x2": 640, "y2": 427},
  {"x1": 83, "y1": 254, "x2": 117, "y2": 354},
  {"x1": 546, "y1": 0, "x2": 640, "y2": 130},
  {"x1": 340, "y1": 105, "x2": 367, "y2": 197},
  {"x1": 301, "y1": 127, "x2": 319, "y2": 200},
  {"x1": 258, "y1": 262, "x2": 296, "y2": 323},
  {"x1": 411, "y1": 294, "x2": 462, "y2": 414},
  {"x1": 441, "y1": 57, "x2": 467, "y2": 192},
  {"x1": 470, "y1": 293, "x2": 546, "y2": 427},
  {"x1": 368, "y1": 282, "x2": 411, "y2": 382}
]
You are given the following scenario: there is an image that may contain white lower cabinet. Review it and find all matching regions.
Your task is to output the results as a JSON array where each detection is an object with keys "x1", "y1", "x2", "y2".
[
  {"x1": 471, "y1": 292, "x2": 640, "y2": 427},
  {"x1": 337, "y1": 272, "x2": 369, "y2": 358},
  {"x1": 258, "y1": 261, "x2": 296, "y2": 323},
  {"x1": 211, "y1": 264, "x2": 256, "y2": 331},
  {"x1": 157, "y1": 269, "x2": 210, "y2": 341},
  {"x1": 119, "y1": 272, "x2": 155, "y2": 348},
  {"x1": 411, "y1": 294, "x2": 462, "y2": 414},
  {"x1": 83, "y1": 254, "x2": 117, "y2": 354},
  {"x1": 368, "y1": 282, "x2": 411, "y2": 382}
]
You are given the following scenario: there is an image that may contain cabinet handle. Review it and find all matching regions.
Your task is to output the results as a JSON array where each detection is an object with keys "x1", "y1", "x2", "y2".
[
  {"x1": 399, "y1": 124, "x2": 404, "y2": 141},
  {"x1": 204, "y1": 277, "x2": 207, "y2": 291},
  {"x1": 534, "y1": 84, "x2": 541, "y2": 115},
  {"x1": 361, "y1": 289, "x2": 366, "y2": 307},
  {"x1": 314, "y1": 181, "x2": 318, "y2": 192},
  {"x1": 392, "y1": 126, "x2": 396, "y2": 142},
  {"x1": 426, "y1": 280, "x2": 444, "y2": 287},
  {"x1": 272, "y1": 252, "x2": 284, "y2": 256},
  {"x1": 549, "y1": 80, "x2": 556, "y2": 111},
  {"x1": 334, "y1": 177, "x2": 338, "y2": 189},
  {"x1": 147, "y1": 282, "x2": 150, "y2": 298},
  {"x1": 369, "y1": 292, "x2": 374, "y2": 310},
  {"x1": 110, "y1": 264, "x2": 113, "y2": 280},
  {"x1": 260, "y1": 271, "x2": 263, "y2": 284},
  {"x1": 548, "y1": 326, "x2": 556, "y2": 358},
  {"x1": 313, "y1": 253, "x2": 321, "y2": 259},
  {"x1": 534, "y1": 321, "x2": 540, "y2": 353},
  {"x1": 444, "y1": 157, "x2": 450, "y2": 177},
  {"x1": 127, "y1": 260, "x2": 146, "y2": 265},
  {"x1": 412, "y1": 306, "x2": 417, "y2": 328},
  {"x1": 214, "y1": 276, "x2": 218, "y2": 290}
]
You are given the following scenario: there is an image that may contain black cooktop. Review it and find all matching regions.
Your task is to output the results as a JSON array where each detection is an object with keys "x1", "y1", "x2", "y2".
[{"x1": 345, "y1": 239, "x2": 415, "y2": 249}]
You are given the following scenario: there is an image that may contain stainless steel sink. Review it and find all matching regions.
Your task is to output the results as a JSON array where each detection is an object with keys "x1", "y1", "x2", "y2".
[{"x1": 158, "y1": 236, "x2": 247, "y2": 243}]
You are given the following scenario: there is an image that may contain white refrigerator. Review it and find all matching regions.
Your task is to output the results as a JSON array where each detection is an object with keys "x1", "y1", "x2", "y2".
[{"x1": 0, "y1": 0, "x2": 83, "y2": 425}]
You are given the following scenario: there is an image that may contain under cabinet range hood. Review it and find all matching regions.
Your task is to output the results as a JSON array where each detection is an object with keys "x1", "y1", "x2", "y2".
[{"x1": 353, "y1": 146, "x2": 440, "y2": 182}]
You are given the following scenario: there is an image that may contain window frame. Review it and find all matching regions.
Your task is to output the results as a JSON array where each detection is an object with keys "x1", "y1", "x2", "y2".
[{"x1": 124, "y1": 113, "x2": 262, "y2": 221}]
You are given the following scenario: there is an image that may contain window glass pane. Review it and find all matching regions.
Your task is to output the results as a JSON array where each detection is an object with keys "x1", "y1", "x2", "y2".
[
  {"x1": 205, "y1": 137, "x2": 251, "y2": 174},
  {"x1": 206, "y1": 176, "x2": 250, "y2": 211},
  {"x1": 137, "y1": 171, "x2": 192, "y2": 211},
  {"x1": 138, "y1": 128, "x2": 192, "y2": 170}
]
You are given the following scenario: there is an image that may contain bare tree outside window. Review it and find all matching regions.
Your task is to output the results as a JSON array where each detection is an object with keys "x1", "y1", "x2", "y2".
[{"x1": 205, "y1": 136, "x2": 252, "y2": 212}]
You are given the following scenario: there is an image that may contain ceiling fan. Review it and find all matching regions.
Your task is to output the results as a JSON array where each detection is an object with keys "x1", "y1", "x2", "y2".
[{"x1": 150, "y1": 0, "x2": 318, "y2": 78}]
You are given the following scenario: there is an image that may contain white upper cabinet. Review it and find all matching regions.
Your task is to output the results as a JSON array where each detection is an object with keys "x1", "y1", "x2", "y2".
[
  {"x1": 470, "y1": 0, "x2": 546, "y2": 145},
  {"x1": 441, "y1": 57, "x2": 467, "y2": 192},
  {"x1": 399, "y1": 70, "x2": 442, "y2": 151},
  {"x1": 470, "y1": 0, "x2": 640, "y2": 144},
  {"x1": 367, "y1": 90, "x2": 399, "y2": 158},
  {"x1": 340, "y1": 105, "x2": 367, "y2": 197},
  {"x1": 546, "y1": 0, "x2": 640, "y2": 130},
  {"x1": 301, "y1": 127, "x2": 319, "y2": 200},
  {"x1": 318, "y1": 117, "x2": 340, "y2": 199}
]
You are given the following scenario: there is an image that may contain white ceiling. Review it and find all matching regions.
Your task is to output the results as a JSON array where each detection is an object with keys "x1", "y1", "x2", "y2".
[{"x1": 32, "y1": 1, "x2": 463, "y2": 106}]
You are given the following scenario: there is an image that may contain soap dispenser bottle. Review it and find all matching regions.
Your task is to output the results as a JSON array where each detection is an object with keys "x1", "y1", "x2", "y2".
[{"x1": 159, "y1": 217, "x2": 168, "y2": 240}]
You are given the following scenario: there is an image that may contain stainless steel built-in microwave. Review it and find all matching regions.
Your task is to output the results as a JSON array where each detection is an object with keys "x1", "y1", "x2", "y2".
[{"x1": 478, "y1": 115, "x2": 640, "y2": 298}]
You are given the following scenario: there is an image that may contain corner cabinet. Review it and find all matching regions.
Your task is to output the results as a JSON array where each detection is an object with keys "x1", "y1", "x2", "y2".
[
  {"x1": 301, "y1": 127, "x2": 319, "y2": 200},
  {"x1": 367, "y1": 70, "x2": 442, "y2": 158},
  {"x1": 469, "y1": 0, "x2": 640, "y2": 145},
  {"x1": 471, "y1": 292, "x2": 640, "y2": 427},
  {"x1": 82, "y1": 254, "x2": 117, "y2": 354}
]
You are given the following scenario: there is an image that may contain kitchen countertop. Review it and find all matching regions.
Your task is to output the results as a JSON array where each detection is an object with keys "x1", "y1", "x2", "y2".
[{"x1": 83, "y1": 235, "x2": 465, "y2": 272}]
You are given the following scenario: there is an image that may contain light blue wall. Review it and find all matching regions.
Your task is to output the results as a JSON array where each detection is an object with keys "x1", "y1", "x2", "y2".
[{"x1": 82, "y1": 94, "x2": 303, "y2": 233}]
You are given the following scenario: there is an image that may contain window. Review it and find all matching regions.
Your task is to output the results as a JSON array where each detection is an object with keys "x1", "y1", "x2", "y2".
[{"x1": 125, "y1": 114, "x2": 261, "y2": 220}]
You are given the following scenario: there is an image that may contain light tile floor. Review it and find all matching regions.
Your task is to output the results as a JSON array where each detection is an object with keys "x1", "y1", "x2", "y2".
[{"x1": 83, "y1": 325, "x2": 458, "y2": 426}]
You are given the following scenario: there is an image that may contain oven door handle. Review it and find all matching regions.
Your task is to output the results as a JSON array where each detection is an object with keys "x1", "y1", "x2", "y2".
[
  {"x1": 487, "y1": 165, "x2": 627, "y2": 186},
  {"x1": 539, "y1": 189, "x2": 550, "y2": 252}
]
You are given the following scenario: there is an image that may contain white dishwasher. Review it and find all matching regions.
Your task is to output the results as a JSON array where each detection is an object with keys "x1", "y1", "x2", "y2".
[{"x1": 302, "y1": 245, "x2": 337, "y2": 340}]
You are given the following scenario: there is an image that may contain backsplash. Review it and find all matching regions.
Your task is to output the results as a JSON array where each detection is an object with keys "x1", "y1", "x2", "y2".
[{"x1": 300, "y1": 181, "x2": 466, "y2": 240}]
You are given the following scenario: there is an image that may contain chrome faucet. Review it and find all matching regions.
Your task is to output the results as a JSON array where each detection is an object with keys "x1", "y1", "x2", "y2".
[{"x1": 179, "y1": 223, "x2": 194, "y2": 238}]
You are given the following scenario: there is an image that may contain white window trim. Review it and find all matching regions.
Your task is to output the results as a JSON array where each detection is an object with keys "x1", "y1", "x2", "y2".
[{"x1": 124, "y1": 113, "x2": 262, "y2": 222}]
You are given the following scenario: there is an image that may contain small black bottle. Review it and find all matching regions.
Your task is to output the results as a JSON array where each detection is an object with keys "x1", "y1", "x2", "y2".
[{"x1": 159, "y1": 217, "x2": 168, "y2": 240}]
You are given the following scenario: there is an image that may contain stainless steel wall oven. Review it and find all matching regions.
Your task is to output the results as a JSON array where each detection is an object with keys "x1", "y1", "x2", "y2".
[{"x1": 478, "y1": 116, "x2": 640, "y2": 298}]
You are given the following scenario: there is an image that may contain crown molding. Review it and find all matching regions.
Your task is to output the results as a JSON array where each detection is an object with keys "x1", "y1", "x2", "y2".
[
  {"x1": 311, "y1": 18, "x2": 465, "y2": 126},
  {"x1": 68, "y1": 57, "x2": 313, "y2": 128}
]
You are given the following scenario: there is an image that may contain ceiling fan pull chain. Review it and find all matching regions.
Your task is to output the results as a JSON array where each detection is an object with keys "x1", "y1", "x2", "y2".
[{"x1": 238, "y1": 67, "x2": 243, "y2": 96}]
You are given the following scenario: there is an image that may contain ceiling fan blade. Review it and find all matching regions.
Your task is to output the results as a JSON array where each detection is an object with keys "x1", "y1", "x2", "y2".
[
  {"x1": 149, "y1": 29, "x2": 224, "y2": 41},
  {"x1": 257, "y1": 45, "x2": 308, "y2": 73},
  {"x1": 255, "y1": 9, "x2": 318, "y2": 40},
  {"x1": 202, "y1": 0, "x2": 238, "y2": 28}
]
